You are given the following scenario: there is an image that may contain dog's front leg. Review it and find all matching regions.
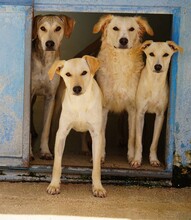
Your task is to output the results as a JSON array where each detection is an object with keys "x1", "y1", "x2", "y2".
[
  {"x1": 47, "y1": 127, "x2": 69, "y2": 195},
  {"x1": 149, "y1": 113, "x2": 164, "y2": 166},
  {"x1": 127, "y1": 109, "x2": 136, "y2": 163},
  {"x1": 131, "y1": 110, "x2": 145, "y2": 168},
  {"x1": 40, "y1": 95, "x2": 55, "y2": 160},
  {"x1": 101, "y1": 108, "x2": 108, "y2": 163},
  {"x1": 90, "y1": 131, "x2": 106, "y2": 198}
]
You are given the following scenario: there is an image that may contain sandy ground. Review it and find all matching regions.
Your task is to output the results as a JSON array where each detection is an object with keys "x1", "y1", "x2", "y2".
[{"x1": 0, "y1": 182, "x2": 191, "y2": 219}]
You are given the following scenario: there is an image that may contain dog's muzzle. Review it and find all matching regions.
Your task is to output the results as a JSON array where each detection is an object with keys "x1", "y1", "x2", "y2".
[
  {"x1": 73, "y1": 86, "x2": 82, "y2": 95},
  {"x1": 154, "y1": 64, "x2": 162, "y2": 73},
  {"x1": 45, "y1": 40, "x2": 55, "y2": 51},
  {"x1": 119, "y1": 37, "x2": 128, "y2": 49}
]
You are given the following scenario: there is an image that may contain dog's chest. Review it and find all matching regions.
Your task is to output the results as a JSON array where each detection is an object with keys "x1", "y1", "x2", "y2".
[
  {"x1": 32, "y1": 58, "x2": 59, "y2": 96},
  {"x1": 97, "y1": 49, "x2": 143, "y2": 112}
]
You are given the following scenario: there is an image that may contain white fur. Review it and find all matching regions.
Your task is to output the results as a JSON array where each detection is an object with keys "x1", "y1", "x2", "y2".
[
  {"x1": 46, "y1": 56, "x2": 106, "y2": 198},
  {"x1": 131, "y1": 40, "x2": 183, "y2": 168}
]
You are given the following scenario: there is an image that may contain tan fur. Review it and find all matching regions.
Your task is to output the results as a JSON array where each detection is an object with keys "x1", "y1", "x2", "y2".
[
  {"x1": 31, "y1": 15, "x2": 75, "y2": 160},
  {"x1": 93, "y1": 15, "x2": 153, "y2": 162},
  {"x1": 131, "y1": 41, "x2": 183, "y2": 168},
  {"x1": 47, "y1": 56, "x2": 106, "y2": 198}
]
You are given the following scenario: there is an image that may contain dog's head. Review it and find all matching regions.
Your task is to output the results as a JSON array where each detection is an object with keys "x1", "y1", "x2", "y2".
[
  {"x1": 141, "y1": 40, "x2": 183, "y2": 73},
  {"x1": 32, "y1": 15, "x2": 75, "y2": 51},
  {"x1": 48, "y1": 56, "x2": 100, "y2": 96},
  {"x1": 93, "y1": 14, "x2": 154, "y2": 49}
]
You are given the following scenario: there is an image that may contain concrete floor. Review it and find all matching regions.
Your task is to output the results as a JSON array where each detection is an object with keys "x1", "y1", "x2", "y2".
[{"x1": 0, "y1": 182, "x2": 191, "y2": 219}]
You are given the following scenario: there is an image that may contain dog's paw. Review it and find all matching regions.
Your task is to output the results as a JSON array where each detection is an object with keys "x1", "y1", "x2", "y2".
[
  {"x1": 40, "y1": 152, "x2": 53, "y2": 160},
  {"x1": 150, "y1": 159, "x2": 161, "y2": 167},
  {"x1": 92, "y1": 186, "x2": 107, "y2": 198},
  {"x1": 127, "y1": 156, "x2": 134, "y2": 164},
  {"x1": 130, "y1": 160, "x2": 142, "y2": 168},
  {"x1": 47, "y1": 184, "x2": 60, "y2": 195}
]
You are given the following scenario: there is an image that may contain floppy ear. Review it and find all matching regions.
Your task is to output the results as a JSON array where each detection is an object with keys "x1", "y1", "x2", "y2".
[
  {"x1": 166, "y1": 41, "x2": 183, "y2": 53},
  {"x1": 141, "y1": 40, "x2": 153, "y2": 51},
  {"x1": 32, "y1": 15, "x2": 43, "y2": 40},
  {"x1": 58, "y1": 15, "x2": 75, "y2": 38},
  {"x1": 83, "y1": 55, "x2": 100, "y2": 76},
  {"x1": 136, "y1": 16, "x2": 154, "y2": 37},
  {"x1": 48, "y1": 60, "x2": 65, "y2": 80},
  {"x1": 93, "y1": 14, "x2": 113, "y2": 33}
]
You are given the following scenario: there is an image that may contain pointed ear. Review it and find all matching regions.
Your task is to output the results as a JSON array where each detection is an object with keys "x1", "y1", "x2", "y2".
[
  {"x1": 141, "y1": 40, "x2": 153, "y2": 51},
  {"x1": 48, "y1": 60, "x2": 65, "y2": 80},
  {"x1": 136, "y1": 16, "x2": 154, "y2": 37},
  {"x1": 93, "y1": 14, "x2": 113, "y2": 33},
  {"x1": 58, "y1": 15, "x2": 75, "y2": 38},
  {"x1": 32, "y1": 15, "x2": 43, "y2": 40},
  {"x1": 83, "y1": 55, "x2": 100, "y2": 76},
  {"x1": 166, "y1": 41, "x2": 183, "y2": 53}
]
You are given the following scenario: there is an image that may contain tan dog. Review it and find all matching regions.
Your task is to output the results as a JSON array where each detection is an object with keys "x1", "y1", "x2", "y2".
[
  {"x1": 47, "y1": 56, "x2": 106, "y2": 198},
  {"x1": 93, "y1": 15, "x2": 154, "y2": 163},
  {"x1": 131, "y1": 40, "x2": 183, "y2": 168},
  {"x1": 31, "y1": 15, "x2": 75, "y2": 160}
]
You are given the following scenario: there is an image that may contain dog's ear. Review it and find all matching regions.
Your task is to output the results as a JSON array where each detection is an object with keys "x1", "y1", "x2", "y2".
[
  {"x1": 83, "y1": 55, "x2": 100, "y2": 76},
  {"x1": 58, "y1": 15, "x2": 75, "y2": 38},
  {"x1": 136, "y1": 16, "x2": 154, "y2": 37},
  {"x1": 167, "y1": 41, "x2": 183, "y2": 53},
  {"x1": 48, "y1": 60, "x2": 65, "y2": 80},
  {"x1": 93, "y1": 14, "x2": 113, "y2": 33},
  {"x1": 32, "y1": 15, "x2": 43, "y2": 40},
  {"x1": 141, "y1": 40, "x2": 153, "y2": 51}
]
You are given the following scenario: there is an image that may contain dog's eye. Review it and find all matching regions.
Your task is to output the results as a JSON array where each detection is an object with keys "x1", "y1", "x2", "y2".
[
  {"x1": 129, "y1": 27, "x2": 135, "y2": 32},
  {"x1": 81, "y1": 71, "x2": 87, "y2": 76},
  {"x1": 55, "y1": 26, "x2": 61, "y2": 32},
  {"x1": 163, "y1": 53, "x2": 169, "y2": 57},
  {"x1": 40, "y1": 26, "x2": 46, "y2": 32},
  {"x1": 113, "y1": 26, "x2": 119, "y2": 31},
  {"x1": 149, "y1": 52, "x2": 155, "y2": 57},
  {"x1": 66, "y1": 72, "x2": 71, "y2": 77}
]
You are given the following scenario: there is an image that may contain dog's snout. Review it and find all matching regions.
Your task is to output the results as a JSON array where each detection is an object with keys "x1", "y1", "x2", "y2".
[
  {"x1": 45, "y1": 40, "x2": 55, "y2": 49},
  {"x1": 154, "y1": 64, "x2": 162, "y2": 72},
  {"x1": 119, "y1": 38, "x2": 128, "y2": 46},
  {"x1": 73, "y1": 86, "x2": 82, "y2": 95}
]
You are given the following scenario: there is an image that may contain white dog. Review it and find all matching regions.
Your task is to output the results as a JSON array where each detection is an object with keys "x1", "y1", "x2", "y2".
[
  {"x1": 131, "y1": 40, "x2": 183, "y2": 168},
  {"x1": 31, "y1": 15, "x2": 75, "y2": 159},
  {"x1": 46, "y1": 55, "x2": 106, "y2": 198},
  {"x1": 93, "y1": 15, "x2": 154, "y2": 162}
]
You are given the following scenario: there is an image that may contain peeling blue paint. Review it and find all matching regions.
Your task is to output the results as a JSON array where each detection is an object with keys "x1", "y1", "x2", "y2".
[
  {"x1": 0, "y1": 114, "x2": 15, "y2": 144},
  {"x1": 175, "y1": 122, "x2": 180, "y2": 134}
]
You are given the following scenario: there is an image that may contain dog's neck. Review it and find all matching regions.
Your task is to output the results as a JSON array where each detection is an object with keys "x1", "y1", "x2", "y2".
[{"x1": 32, "y1": 38, "x2": 60, "y2": 66}]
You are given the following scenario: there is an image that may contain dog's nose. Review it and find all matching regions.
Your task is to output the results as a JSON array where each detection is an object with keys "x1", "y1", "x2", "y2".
[
  {"x1": 73, "y1": 86, "x2": 82, "y2": 94},
  {"x1": 154, "y1": 64, "x2": 162, "y2": 72},
  {"x1": 119, "y1": 38, "x2": 128, "y2": 46},
  {"x1": 45, "y1": 40, "x2": 55, "y2": 48}
]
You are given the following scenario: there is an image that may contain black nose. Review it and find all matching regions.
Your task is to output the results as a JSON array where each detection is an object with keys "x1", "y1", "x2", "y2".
[
  {"x1": 154, "y1": 64, "x2": 162, "y2": 72},
  {"x1": 119, "y1": 38, "x2": 128, "y2": 46},
  {"x1": 73, "y1": 86, "x2": 82, "y2": 94},
  {"x1": 45, "y1": 40, "x2": 55, "y2": 48}
]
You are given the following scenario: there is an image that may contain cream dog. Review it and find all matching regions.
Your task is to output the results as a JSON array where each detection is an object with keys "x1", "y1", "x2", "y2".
[
  {"x1": 93, "y1": 15, "x2": 154, "y2": 162},
  {"x1": 46, "y1": 55, "x2": 106, "y2": 198},
  {"x1": 131, "y1": 40, "x2": 183, "y2": 168},
  {"x1": 31, "y1": 15, "x2": 75, "y2": 159}
]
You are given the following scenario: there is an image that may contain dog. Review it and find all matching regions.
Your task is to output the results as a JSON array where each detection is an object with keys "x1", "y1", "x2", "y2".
[
  {"x1": 131, "y1": 40, "x2": 183, "y2": 168},
  {"x1": 93, "y1": 15, "x2": 154, "y2": 163},
  {"x1": 46, "y1": 55, "x2": 106, "y2": 198},
  {"x1": 31, "y1": 15, "x2": 75, "y2": 160}
]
